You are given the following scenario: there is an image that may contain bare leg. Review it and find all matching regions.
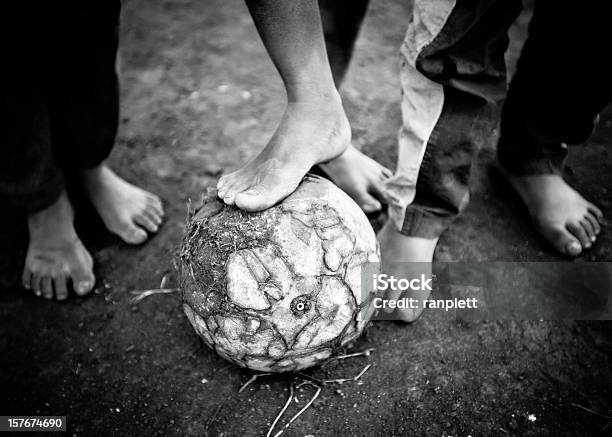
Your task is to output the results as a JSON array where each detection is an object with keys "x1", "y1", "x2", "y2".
[
  {"x1": 319, "y1": 0, "x2": 369, "y2": 86},
  {"x1": 83, "y1": 164, "x2": 164, "y2": 245},
  {"x1": 317, "y1": 0, "x2": 392, "y2": 213},
  {"x1": 496, "y1": 2, "x2": 608, "y2": 257},
  {"x1": 377, "y1": 221, "x2": 437, "y2": 322},
  {"x1": 217, "y1": 0, "x2": 350, "y2": 212},
  {"x1": 23, "y1": 190, "x2": 95, "y2": 300}
]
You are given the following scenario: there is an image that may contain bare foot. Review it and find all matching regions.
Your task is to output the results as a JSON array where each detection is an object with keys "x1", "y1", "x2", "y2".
[
  {"x1": 319, "y1": 144, "x2": 392, "y2": 213},
  {"x1": 504, "y1": 172, "x2": 603, "y2": 256},
  {"x1": 377, "y1": 220, "x2": 438, "y2": 322},
  {"x1": 83, "y1": 165, "x2": 164, "y2": 245},
  {"x1": 23, "y1": 191, "x2": 95, "y2": 300},
  {"x1": 217, "y1": 96, "x2": 350, "y2": 211}
]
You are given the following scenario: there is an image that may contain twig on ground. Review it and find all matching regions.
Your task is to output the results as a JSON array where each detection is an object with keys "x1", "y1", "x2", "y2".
[
  {"x1": 273, "y1": 383, "x2": 322, "y2": 437},
  {"x1": 238, "y1": 373, "x2": 272, "y2": 393},
  {"x1": 266, "y1": 382, "x2": 294, "y2": 437},
  {"x1": 298, "y1": 363, "x2": 373, "y2": 385},
  {"x1": 331, "y1": 348, "x2": 375, "y2": 361},
  {"x1": 571, "y1": 403, "x2": 612, "y2": 420},
  {"x1": 159, "y1": 274, "x2": 169, "y2": 289},
  {"x1": 206, "y1": 396, "x2": 232, "y2": 431},
  {"x1": 129, "y1": 288, "x2": 179, "y2": 304},
  {"x1": 295, "y1": 380, "x2": 320, "y2": 390},
  {"x1": 322, "y1": 364, "x2": 372, "y2": 384},
  {"x1": 297, "y1": 372, "x2": 324, "y2": 385},
  {"x1": 261, "y1": 362, "x2": 372, "y2": 436}
]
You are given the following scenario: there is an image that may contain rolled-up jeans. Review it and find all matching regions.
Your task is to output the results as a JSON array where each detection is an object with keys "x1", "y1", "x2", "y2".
[
  {"x1": 384, "y1": 0, "x2": 612, "y2": 238},
  {"x1": 498, "y1": 1, "x2": 612, "y2": 176},
  {"x1": 0, "y1": 1, "x2": 121, "y2": 214}
]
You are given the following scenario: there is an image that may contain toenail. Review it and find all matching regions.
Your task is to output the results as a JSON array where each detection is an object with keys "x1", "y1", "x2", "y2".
[
  {"x1": 566, "y1": 242, "x2": 581, "y2": 255},
  {"x1": 35, "y1": 290, "x2": 41, "y2": 296},
  {"x1": 592, "y1": 236, "x2": 597, "y2": 241},
  {"x1": 77, "y1": 282, "x2": 92, "y2": 293}
]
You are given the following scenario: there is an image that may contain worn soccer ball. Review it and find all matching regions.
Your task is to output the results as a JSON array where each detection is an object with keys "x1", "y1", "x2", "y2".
[{"x1": 178, "y1": 174, "x2": 379, "y2": 372}]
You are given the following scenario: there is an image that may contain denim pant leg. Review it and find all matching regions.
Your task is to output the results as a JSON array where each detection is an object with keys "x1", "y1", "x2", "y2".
[
  {"x1": 0, "y1": 1, "x2": 120, "y2": 213},
  {"x1": 1, "y1": 3, "x2": 65, "y2": 213},
  {"x1": 0, "y1": 89, "x2": 66, "y2": 213},
  {"x1": 498, "y1": 1, "x2": 612, "y2": 175},
  {"x1": 383, "y1": 0, "x2": 521, "y2": 238},
  {"x1": 49, "y1": 0, "x2": 121, "y2": 171}
]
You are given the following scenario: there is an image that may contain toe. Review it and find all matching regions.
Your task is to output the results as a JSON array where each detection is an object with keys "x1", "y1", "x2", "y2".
[
  {"x1": 396, "y1": 306, "x2": 423, "y2": 323},
  {"x1": 146, "y1": 196, "x2": 164, "y2": 217},
  {"x1": 146, "y1": 192, "x2": 162, "y2": 205},
  {"x1": 53, "y1": 274, "x2": 68, "y2": 301},
  {"x1": 217, "y1": 174, "x2": 230, "y2": 189},
  {"x1": 382, "y1": 289, "x2": 402, "y2": 315},
  {"x1": 540, "y1": 224, "x2": 582, "y2": 256},
  {"x1": 585, "y1": 213, "x2": 601, "y2": 236},
  {"x1": 72, "y1": 272, "x2": 95, "y2": 296},
  {"x1": 21, "y1": 268, "x2": 32, "y2": 291},
  {"x1": 223, "y1": 189, "x2": 239, "y2": 206},
  {"x1": 218, "y1": 182, "x2": 236, "y2": 201},
  {"x1": 355, "y1": 193, "x2": 382, "y2": 213},
  {"x1": 224, "y1": 179, "x2": 253, "y2": 206},
  {"x1": 380, "y1": 166, "x2": 393, "y2": 179},
  {"x1": 564, "y1": 240, "x2": 582, "y2": 256},
  {"x1": 135, "y1": 214, "x2": 159, "y2": 233},
  {"x1": 369, "y1": 181, "x2": 390, "y2": 206},
  {"x1": 217, "y1": 175, "x2": 234, "y2": 198},
  {"x1": 143, "y1": 206, "x2": 163, "y2": 226},
  {"x1": 41, "y1": 275, "x2": 53, "y2": 300},
  {"x1": 122, "y1": 225, "x2": 148, "y2": 245},
  {"x1": 31, "y1": 273, "x2": 43, "y2": 298},
  {"x1": 588, "y1": 203, "x2": 604, "y2": 221},
  {"x1": 580, "y1": 218, "x2": 596, "y2": 242},
  {"x1": 567, "y1": 221, "x2": 592, "y2": 250},
  {"x1": 217, "y1": 185, "x2": 228, "y2": 199},
  {"x1": 71, "y1": 249, "x2": 95, "y2": 296},
  {"x1": 221, "y1": 179, "x2": 252, "y2": 206}
]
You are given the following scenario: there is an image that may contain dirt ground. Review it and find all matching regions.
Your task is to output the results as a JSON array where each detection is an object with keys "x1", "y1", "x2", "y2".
[{"x1": 1, "y1": 0, "x2": 612, "y2": 436}]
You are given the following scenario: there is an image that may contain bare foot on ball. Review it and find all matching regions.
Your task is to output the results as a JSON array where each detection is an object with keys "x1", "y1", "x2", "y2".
[
  {"x1": 23, "y1": 191, "x2": 95, "y2": 300},
  {"x1": 505, "y1": 173, "x2": 603, "y2": 256},
  {"x1": 83, "y1": 165, "x2": 164, "y2": 245},
  {"x1": 319, "y1": 145, "x2": 392, "y2": 213},
  {"x1": 377, "y1": 220, "x2": 437, "y2": 323},
  {"x1": 217, "y1": 96, "x2": 350, "y2": 212}
]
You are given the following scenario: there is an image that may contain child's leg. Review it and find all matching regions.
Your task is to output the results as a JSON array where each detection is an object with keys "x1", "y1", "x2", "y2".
[
  {"x1": 317, "y1": 0, "x2": 393, "y2": 213},
  {"x1": 217, "y1": 0, "x2": 351, "y2": 212},
  {"x1": 497, "y1": 2, "x2": 611, "y2": 256},
  {"x1": 381, "y1": 0, "x2": 521, "y2": 321},
  {"x1": 50, "y1": 0, "x2": 164, "y2": 245},
  {"x1": 0, "y1": 88, "x2": 95, "y2": 300},
  {"x1": 319, "y1": 0, "x2": 369, "y2": 87}
]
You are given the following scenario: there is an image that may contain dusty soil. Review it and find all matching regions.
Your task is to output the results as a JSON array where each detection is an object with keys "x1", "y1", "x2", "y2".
[{"x1": 1, "y1": 1, "x2": 611, "y2": 436}]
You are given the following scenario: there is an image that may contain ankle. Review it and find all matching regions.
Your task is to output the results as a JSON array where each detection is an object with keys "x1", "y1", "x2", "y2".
[
  {"x1": 82, "y1": 164, "x2": 107, "y2": 183},
  {"x1": 285, "y1": 82, "x2": 341, "y2": 104},
  {"x1": 27, "y1": 191, "x2": 75, "y2": 237}
]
